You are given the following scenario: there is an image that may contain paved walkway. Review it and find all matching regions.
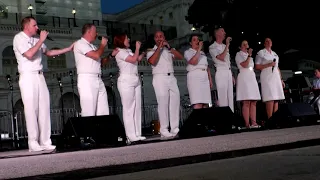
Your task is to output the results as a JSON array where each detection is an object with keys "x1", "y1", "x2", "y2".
[{"x1": 1, "y1": 125, "x2": 320, "y2": 179}]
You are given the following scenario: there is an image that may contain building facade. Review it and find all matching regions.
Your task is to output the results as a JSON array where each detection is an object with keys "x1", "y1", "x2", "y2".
[{"x1": 0, "y1": 0, "x2": 294, "y2": 139}]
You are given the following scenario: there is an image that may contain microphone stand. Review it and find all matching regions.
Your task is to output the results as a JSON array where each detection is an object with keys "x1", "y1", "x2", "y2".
[
  {"x1": 140, "y1": 72, "x2": 146, "y2": 128},
  {"x1": 69, "y1": 71, "x2": 76, "y2": 116},
  {"x1": 6, "y1": 75, "x2": 19, "y2": 148},
  {"x1": 57, "y1": 77, "x2": 65, "y2": 125},
  {"x1": 109, "y1": 73, "x2": 116, "y2": 115}
]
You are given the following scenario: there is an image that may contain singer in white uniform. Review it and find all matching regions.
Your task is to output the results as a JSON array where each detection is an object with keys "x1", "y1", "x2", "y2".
[
  {"x1": 113, "y1": 33, "x2": 146, "y2": 142},
  {"x1": 74, "y1": 24, "x2": 110, "y2": 117},
  {"x1": 184, "y1": 34, "x2": 213, "y2": 109},
  {"x1": 209, "y1": 27, "x2": 235, "y2": 112},
  {"x1": 13, "y1": 16, "x2": 74, "y2": 152},
  {"x1": 147, "y1": 31, "x2": 184, "y2": 138},
  {"x1": 308, "y1": 68, "x2": 320, "y2": 114},
  {"x1": 235, "y1": 40, "x2": 261, "y2": 128},
  {"x1": 255, "y1": 38, "x2": 285, "y2": 119}
]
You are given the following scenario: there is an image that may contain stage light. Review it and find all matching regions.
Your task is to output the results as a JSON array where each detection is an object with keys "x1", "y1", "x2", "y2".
[
  {"x1": 241, "y1": 32, "x2": 244, "y2": 34},
  {"x1": 191, "y1": 27, "x2": 196, "y2": 31},
  {"x1": 294, "y1": 71, "x2": 302, "y2": 74},
  {"x1": 258, "y1": 42, "x2": 261, "y2": 44}
]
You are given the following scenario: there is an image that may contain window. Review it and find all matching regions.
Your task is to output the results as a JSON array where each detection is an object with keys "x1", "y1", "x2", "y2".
[
  {"x1": 2, "y1": 46, "x2": 17, "y2": 75},
  {"x1": 150, "y1": 20, "x2": 153, "y2": 25},
  {"x1": 169, "y1": 12, "x2": 173, "y2": 19}
]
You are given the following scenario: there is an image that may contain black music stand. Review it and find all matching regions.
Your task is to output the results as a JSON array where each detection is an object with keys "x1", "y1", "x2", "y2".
[
  {"x1": 140, "y1": 72, "x2": 146, "y2": 127},
  {"x1": 69, "y1": 71, "x2": 77, "y2": 116},
  {"x1": 6, "y1": 75, "x2": 19, "y2": 148},
  {"x1": 57, "y1": 77, "x2": 65, "y2": 125}
]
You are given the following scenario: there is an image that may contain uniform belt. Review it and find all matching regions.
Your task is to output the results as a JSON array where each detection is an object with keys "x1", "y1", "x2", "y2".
[
  {"x1": 19, "y1": 71, "x2": 43, "y2": 75},
  {"x1": 120, "y1": 73, "x2": 138, "y2": 76},
  {"x1": 78, "y1": 73, "x2": 101, "y2": 77},
  {"x1": 216, "y1": 67, "x2": 231, "y2": 70}
]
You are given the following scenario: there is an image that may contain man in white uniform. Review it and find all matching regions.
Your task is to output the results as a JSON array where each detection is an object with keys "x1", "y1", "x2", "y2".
[
  {"x1": 73, "y1": 24, "x2": 110, "y2": 117},
  {"x1": 147, "y1": 31, "x2": 184, "y2": 138},
  {"x1": 209, "y1": 27, "x2": 235, "y2": 112},
  {"x1": 13, "y1": 16, "x2": 74, "y2": 152}
]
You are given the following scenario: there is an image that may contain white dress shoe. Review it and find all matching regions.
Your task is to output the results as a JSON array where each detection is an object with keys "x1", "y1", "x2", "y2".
[
  {"x1": 29, "y1": 146, "x2": 44, "y2": 152},
  {"x1": 41, "y1": 145, "x2": 56, "y2": 151},
  {"x1": 138, "y1": 136, "x2": 146, "y2": 140}
]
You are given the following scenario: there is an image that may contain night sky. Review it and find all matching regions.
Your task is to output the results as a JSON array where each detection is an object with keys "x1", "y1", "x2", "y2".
[{"x1": 101, "y1": 0, "x2": 144, "y2": 14}]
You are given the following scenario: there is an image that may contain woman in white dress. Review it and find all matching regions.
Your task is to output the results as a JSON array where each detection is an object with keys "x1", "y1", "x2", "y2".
[
  {"x1": 184, "y1": 34, "x2": 213, "y2": 109},
  {"x1": 255, "y1": 38, "x2": 285, "y2": 120},
  {"x1": 308, "y1": 68, "x2": 320, "y2": 114},
  {"x1": 235, "y1": 40, "x2": 261, "y2": 128},
  {"x1": 113, "y1": 33, "x2": 146, "y2": 142}
]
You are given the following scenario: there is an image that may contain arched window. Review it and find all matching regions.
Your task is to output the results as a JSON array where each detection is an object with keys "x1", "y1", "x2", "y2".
[
  {"x1": 47, "y1": 47, "x2": 66, "y2": 70},
  {"x1": 2, "y1": 45, "x2": 17, "y2": 75}
]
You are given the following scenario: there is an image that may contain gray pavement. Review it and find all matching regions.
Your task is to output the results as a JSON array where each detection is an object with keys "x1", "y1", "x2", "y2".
[
  {"x1": 90, "y1": 145, "x2": 320, "y2": 180},
  {"x1": 1, "y1": 125, "x2": 320, "y2": 179}
]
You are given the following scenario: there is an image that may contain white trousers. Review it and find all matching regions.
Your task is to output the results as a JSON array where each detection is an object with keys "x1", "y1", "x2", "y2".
[
  {"x1": 215, "y1": 69, "x2": 234, "y2": 112},
  {"x1": 152, "y1": 74, "x2": 180, "y2": 134},
  {"x1": 19, "y1": 72, "x2": 52, "y2": 148},
  {"x1": 117, "y1": 74, "x2": 142, "y2": 140},
  {"x1": 77, "y1": 74, "x2": 109, "y2": 117}
]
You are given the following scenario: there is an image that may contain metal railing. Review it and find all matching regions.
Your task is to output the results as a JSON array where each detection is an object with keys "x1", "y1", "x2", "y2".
[{"x1": 1, "y1": 105, "x2": 192, "y2": 142}]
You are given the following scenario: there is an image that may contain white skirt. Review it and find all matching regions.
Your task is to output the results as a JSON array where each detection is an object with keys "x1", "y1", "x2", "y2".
[
  {"x1": 187, "y1": 69, "x2": 212, "y2": 105},
  {"x1": 236, "y1": 69, "x2": 261, "y2": 101},
  {"x1": 260, "y1": 67, "x2": 285, "y2": 102}
]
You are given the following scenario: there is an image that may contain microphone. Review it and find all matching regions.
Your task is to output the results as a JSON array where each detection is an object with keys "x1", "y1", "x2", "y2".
[
  {"x1": 98, "y1": 36, "x2": 108, "y2": 40},
  {"x1": 57, "y1": 77, "x2": 62, "y2": 87},
  {"x1": 6, "y1": 75, "x2": 11, "y2": 82},
  {"x1": 272, "y1": 58, "x2": 276, "y2": 72},
  {"x1": 37, "y1": 29, "x2": 54, "y2": 41}
]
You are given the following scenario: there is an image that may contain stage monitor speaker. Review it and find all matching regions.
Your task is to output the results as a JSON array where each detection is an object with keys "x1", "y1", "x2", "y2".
[
  {"x1": 268, "y1": 103, "x2": 318, "y2": 128},
  {"x1": 59, "y1": 115, "x2": 127, "y2": 149},
  {"x1": 179, "y1": 106, "x2": 235, "y2": 139}
]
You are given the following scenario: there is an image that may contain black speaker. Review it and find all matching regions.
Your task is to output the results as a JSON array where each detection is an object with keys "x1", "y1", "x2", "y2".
[
  {"x1": 268, "y1": 103, "x2": 318, "y2": 128},
  {"x1": 179, "y1": 106, "x2": 235, "y2": 139},
  {"x1": 59, "y1": 115, "x2": 127, "y2": 149}
]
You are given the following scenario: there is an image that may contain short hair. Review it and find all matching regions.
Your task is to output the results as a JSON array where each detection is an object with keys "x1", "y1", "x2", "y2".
[
  {"x1": 82, "y1": 23, "x2": 95, "y2": 35},
  {"x1": 154, "y1": 30, "x2": 164, "y2": 37},
  {"x1": 113, "y1": 33, "x2": 127, "y2": 49},
  {"x1": 21, "y1": 16, "x2": 35, "y2": 30},
  {"x1": 189, "y1": 33, "x2": 203, "y2": 42}
]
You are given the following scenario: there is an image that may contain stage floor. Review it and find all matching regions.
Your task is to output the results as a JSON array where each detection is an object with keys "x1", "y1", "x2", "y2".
[{"x1": 1, "y1": 125, "x2": 320, "y2": 179}]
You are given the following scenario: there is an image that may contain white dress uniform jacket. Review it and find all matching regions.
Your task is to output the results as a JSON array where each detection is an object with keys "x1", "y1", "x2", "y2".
[
  {"x1": 255, "y1": 49, "x2": 284, "y2": 102},
  {"x1": 235, "y1": 51, "x2": 261, "y2": 101},
  {"x1": 73, "y1": 37, "x2": 109, "y2": 116},
  {"x1": 13, "y1": 31, "x2": 53, "y2": 151},
  {"x1": 146, "y1": 45, "x2": 180, "y2": 136},
  {"x1": 184, "y1": 48, "x2": 212, "y2": 105},
  {"x1": 115, "y1": 48, "x2": 143, "y2": 141},
  {"x1": 209, "y1": 41, "x2": 234, "y2": 112}
]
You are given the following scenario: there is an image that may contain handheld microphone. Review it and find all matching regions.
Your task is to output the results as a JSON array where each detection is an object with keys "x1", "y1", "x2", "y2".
[
  {"x1": 98, "y1": 36, "x2": 108, "y2": 40},
  {"x1": 272, "y1": 58, "x2": 276, "y2": 72},
  {"x1": 5, "y1": 75, "x2": 11, "y2": 82},
  {"x1": 37, "y1": 29, "x2": 54, "y2": 41}
]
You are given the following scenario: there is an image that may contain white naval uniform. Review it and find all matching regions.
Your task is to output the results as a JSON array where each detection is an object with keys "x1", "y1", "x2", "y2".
[
  {"x1": 73, "y1": 38, "x2": 109, "y2": 117},
  {"x1": 115, "y1": 48, "x2": 142, "y2": 141},
  {"x1": 146, "y1": 45, "x2": 180, "y2": 136},
  {"x1": 255, "y1": 49, "x2": 285, "y2": 102},
  {"x1": 184, "y1": 48, "x2": 212, "y2": 105},
  {"x1": 13, "y1": 32, "x2": 52, "y2": 150},
  {"x1": 209, "y1": 41, "x2": 234, "y2": 112},
  {"x1": 308, "y1": 78, "x2": 320, "y2": 114},
  {"x1": 235, "y1": 51, "x2": 261, "y2": 101}
]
